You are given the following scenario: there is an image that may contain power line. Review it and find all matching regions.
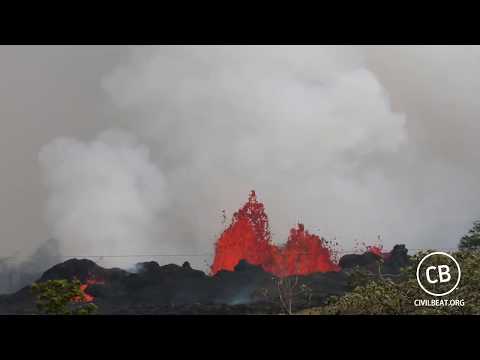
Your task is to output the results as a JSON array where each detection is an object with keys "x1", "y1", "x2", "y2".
[
  {"x1": 62, "y1": 254, "x2": 213, "y2": 258},
  {"x1": 1, "y1": 248, "x2": 461, "y2": 261}
]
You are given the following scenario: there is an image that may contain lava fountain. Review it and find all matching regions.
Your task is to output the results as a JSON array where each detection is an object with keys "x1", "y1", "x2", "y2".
[{"x1": 211, "y1": 191, "x2": 340, "y2": 277}]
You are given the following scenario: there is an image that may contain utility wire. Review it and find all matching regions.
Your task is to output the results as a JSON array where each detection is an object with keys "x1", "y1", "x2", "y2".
[{"x1": 1, "y1": 248, "x2": 461, "y2": 261}]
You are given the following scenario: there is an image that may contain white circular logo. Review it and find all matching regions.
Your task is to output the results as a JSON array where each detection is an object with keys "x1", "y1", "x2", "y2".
[{"x1": 416, "y1": 252, "x2": 461, "y2": 297}]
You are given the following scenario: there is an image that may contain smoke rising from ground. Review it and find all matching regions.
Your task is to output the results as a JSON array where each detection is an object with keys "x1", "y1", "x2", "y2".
[
  {"x1": 101, "y1": 45, "x2": 408, "y2": 263},
  {"x1": 38, "y1": 130, "x2": 169, "y2": 263},
  {"x1": 0, "y1": 239, "x2": 61, "y2": 294},
  {"x1": 33, "y1": 46, "x2": 480, "y2": 270}
]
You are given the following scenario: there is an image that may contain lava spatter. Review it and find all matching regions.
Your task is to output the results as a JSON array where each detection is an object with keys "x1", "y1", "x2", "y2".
[{"x1": 211, "y1": 191, "x2": 339, "y2": 277}]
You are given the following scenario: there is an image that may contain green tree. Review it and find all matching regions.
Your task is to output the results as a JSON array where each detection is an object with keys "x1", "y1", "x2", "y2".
[
  {"x1": 31, "y1": 279, "x2": 97, "y2": 315},
  {"x1": 300, "y1": 250, "x2": 480, "y2": 315},
  {"x1": 459, "y1": 220, "x2": 480, "y2": 251}
]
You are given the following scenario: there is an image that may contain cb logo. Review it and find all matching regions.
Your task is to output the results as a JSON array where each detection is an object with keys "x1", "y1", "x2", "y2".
[{"x1": 416, "y1": 252, "x2": 461, "y2": 297}]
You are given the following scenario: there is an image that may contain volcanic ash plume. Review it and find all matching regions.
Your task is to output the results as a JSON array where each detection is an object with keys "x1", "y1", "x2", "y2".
[{"x1": 38, "y1": 130, "x2": 169, "y2": 265}]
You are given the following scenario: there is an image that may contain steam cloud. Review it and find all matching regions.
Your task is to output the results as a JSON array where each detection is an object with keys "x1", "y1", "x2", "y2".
[
  {"x1": 39, "y1": 130, "x2": 169, "y2": 263},
  {"x1": 37, "y1": 46, "x2": 480, "y2": 269}
]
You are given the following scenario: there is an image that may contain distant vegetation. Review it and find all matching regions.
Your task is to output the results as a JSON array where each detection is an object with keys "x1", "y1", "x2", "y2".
[
  {"x1": 300, "y1": 221, "x2": 480, "y2": 315},
  {"x1": 459, "y1": 220, "x2": 480, "y2": 251}
]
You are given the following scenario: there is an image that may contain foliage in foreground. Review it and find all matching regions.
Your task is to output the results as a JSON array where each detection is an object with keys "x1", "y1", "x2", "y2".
[
  {"x1": 300, "y1": 250, "x2": 480, "y2": 315},
  {"x1": 459, "y1": 220, "x2": 480, "y2": 251},
  {"x1": 31, "y1": 279, "x2": 97, "y2": 315}
]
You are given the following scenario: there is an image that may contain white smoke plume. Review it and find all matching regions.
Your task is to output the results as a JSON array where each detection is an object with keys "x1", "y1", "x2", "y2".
[
  {"x1": 38, "y1": 130, "x2": 169, "y2": 265},
  {"x1": 38, "y1": 46, "x2": 480, "y2": 269},
  {"x1": 101, "y1": 45, "x2": 408, "y2": 260}
]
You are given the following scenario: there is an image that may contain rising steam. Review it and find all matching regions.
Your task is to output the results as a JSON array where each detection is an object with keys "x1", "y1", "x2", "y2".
[
  {"x1": 38, "y1": 130, "x2": 169, "y2": 264},
  {"x1": 102, "y1": 45, "x2": 407, "y2": 263},
  {"x1": 37, "y1": 46, "x2": 480, "y2": 270}
]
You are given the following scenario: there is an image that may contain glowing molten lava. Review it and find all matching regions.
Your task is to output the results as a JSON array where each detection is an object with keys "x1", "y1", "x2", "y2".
[
  {"x1": 211, "y1": 191, "x2": 340, "y2": 277},
  {"x1": 367, "y1": 245, "x2": 391, "y2": 261},
  {"x1": 73, "y1": 279, "x2": 104, "y2": 303},
  {"x1": 367, "y1": 245, "x2": 383, "y2": 257}
]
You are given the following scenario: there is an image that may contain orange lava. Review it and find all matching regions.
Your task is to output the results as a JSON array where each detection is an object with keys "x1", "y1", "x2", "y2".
[
  {"x1": 367, "y1": 245, "x2": 391, "y2": 261},
  {"x1": 211, "y1": 191, "x2": 340, "y2": 277},
  {"x1": 73, "y1": 279, "x2": 104, "y2": 303}
]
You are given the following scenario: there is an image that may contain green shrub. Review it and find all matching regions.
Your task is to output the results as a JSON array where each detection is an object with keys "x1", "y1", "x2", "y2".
[{"x1": 31, "y1": 279, "x2": 98, "y2": 315}]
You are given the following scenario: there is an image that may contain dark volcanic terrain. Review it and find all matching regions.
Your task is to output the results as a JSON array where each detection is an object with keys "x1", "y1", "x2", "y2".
[{"x1": 0, "y1": 245, "x2": 409, "y2": 314}]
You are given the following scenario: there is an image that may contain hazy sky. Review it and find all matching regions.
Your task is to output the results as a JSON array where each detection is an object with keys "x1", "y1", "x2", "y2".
[
  {"x1": 0, "y1": 46, "x2": 129, "y2": 256},
  {"x1": 1, "y1": 45, "x2": 480, "y2": 270}
]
